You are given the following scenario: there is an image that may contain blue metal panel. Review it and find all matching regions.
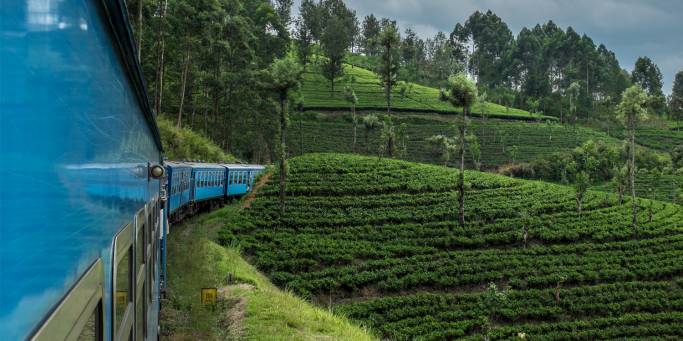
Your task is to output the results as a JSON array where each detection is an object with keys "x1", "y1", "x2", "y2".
[
  {"x1": 225, "y1": 165, "x2": 265, "y2": 196},
  {"x1": 166, "y1": 163, "x2": 192, "y2": 213},
  {"x1": 0, "y1": 1, "x2": 160, "y2": 339}
]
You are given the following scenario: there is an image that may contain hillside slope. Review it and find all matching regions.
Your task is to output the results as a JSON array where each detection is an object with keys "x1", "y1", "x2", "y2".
[
  {"x1": 157, "y1": 115, "x2": 237, "y2": 162},
  {"x1": 161, "y1": 205, "x2": 376, "y2": 340},
  {"x1": 288, "y1": 112, "x2": 622, "y2": 169},
  {"x1": 302, "y1": 64, "x2": 554, "y2": 121},
  {"x1": 220, "y1": 153, "x2": 683, "y2": 340}
]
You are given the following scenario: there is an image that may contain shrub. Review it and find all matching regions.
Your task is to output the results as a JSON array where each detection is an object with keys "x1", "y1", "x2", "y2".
[
  {"x1": 157, "y1": 116, "x2": 237, "y2": 162},
  {"x1": 498, "y1": 163, "x2": 536, "y2": 179}
]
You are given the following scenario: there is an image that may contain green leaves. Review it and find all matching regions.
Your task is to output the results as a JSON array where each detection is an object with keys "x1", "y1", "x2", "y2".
[
  {"x1": 343, "y1": 86, "x2": 357, "y2": 105},
  {"x1": 267, "y1": 55, "x2": 303, "y2": 95},
  {"x1": 439, "y1": 73, "x2": 478, "y2": 110},
  {"x1": 617, "y1": 85, "x2": 650, "y2": 127}
]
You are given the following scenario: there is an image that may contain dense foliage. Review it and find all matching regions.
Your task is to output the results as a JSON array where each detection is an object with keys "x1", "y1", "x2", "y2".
[
  {"x1": 220, "y1": 153, "x2": 683, "y2": 340},
  {"x1": 157, "y1": 116, "x2": 236, "y2": 162},
  {"x1": 126, "y1": 0, "x2": 291, "y2": 163}
]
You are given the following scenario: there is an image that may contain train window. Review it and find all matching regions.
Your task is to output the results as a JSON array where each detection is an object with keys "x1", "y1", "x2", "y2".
[
  {"x1": 114, "y1": 223, "x2": 134, "y2": 340},
  {"x1": 31, "y1": 259, "x2": 104, "y2": 341},
  {"x1": 115, "y1": 249, "x2": 131, "y2": 334},
  {"x1": 135, "y1": 213, "x2": 145, "y2": 341}
]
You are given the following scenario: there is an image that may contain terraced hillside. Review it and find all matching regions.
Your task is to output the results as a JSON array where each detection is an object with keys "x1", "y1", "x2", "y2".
[
  {"x1": 593, "y1": 172, "x2": 683, "y2": 204},
  {"x1": 219, "y1": 154, "x2": 683, "y2": 340},
  {"x1": 302, "y1": 64, "x2": 554, "y2": 121},
  {"x1": 288, "y1": 113, "x2": 622, "y2": 169},
  {"x1": 610, "y1": 126, "x2": 683, "y2": 152}
]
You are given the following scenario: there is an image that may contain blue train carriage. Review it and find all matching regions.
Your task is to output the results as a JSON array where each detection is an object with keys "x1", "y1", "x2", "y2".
[
  {"x1": 1, "y1": 1, "x2": 166, "y2": 340},
  {"x1": 188, "y1": 163, "x2": 228, "y2": 202},
  {"x1": 165, "y1": 161, "x2": 192, "y2": 215},
  {"x1": 224, "y1": 164, "x2": 266, "y2": 196}
]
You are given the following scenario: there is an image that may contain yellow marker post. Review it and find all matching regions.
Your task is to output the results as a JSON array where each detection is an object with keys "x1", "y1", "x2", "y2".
[{"x1": 201, "y1": 288, "x2": 217, "y2": 306}]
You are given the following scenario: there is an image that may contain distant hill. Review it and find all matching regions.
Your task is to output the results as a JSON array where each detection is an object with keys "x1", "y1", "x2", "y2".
[
  {"x1": 221, "y1": 153, "x2": 683, "y2": 340},
  {"x1": 301, "y1": 64, "x2": 555, "y2": 121}
]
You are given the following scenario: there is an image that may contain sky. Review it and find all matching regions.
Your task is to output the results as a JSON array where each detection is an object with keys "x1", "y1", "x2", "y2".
[{"x1": 292, "y1": 0, "x2": 682, "y2": 94}]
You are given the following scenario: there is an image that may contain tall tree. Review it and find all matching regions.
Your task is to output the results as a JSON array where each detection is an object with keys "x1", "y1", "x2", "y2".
[
  {"x1": 321, "y1": 15, "x2": 350, "y2": 95},
  {"x1": 344, "y1": 87, "x2": 359, "y2": 152},
  {"x1": 616, "y1": 85, "x2": 649, "y2": 238},
  {"x1": 362, "y1": 14, "x2": 381, "y2": 56},
  {"x1": 169, "y1": 0, "x2": 200, "y2": 128},
  {"x1": 377, "y1": 21, "x2": 400, "y2": 114},
  {"x1": 425, "y1": 32, "x2": 462, "y2": 87},
  {"x1": 298, "y1": 0, "x2": 320, "y2": 43},
  {"x1": 294, "y1": 14, "x2": 313, "y2": 68},
  {"x1": 267, "y1": 56, "x2": 303, "y2": 216},
  {"x1": 440, "y1": 73, "x2": 478, "y2": 227},
  {"x1": 273, "y1": 0, "x2": 294, "y2": 27},
  {"x1": 153, "y1": 0, "x2": 168, "y2": 115},
  {"x1": 632, "y1": 57, "x2": 665, "y2": 115},
  {"x1": 568, "y1": 81, "x2": 581, "y2": 126},
  {"x1": 669, "y1": 71, "x2": 683, "y2": 125},
  {"x1": 451, "y1": 10, "x2": 514, "y2": 88}
]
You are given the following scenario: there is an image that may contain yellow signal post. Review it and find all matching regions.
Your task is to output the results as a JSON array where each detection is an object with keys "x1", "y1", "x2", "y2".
[{"x1": 201, "y1": 287, "x2": 217, "y2": 306}]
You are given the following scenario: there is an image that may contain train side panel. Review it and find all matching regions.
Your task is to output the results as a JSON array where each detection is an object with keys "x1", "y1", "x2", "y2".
[
  {"x1": 0, "y1": 1, "x2": 163, "y2": 340},
  {"x1": 190, "y1": 164, "x2": 226, "y2": 202}
]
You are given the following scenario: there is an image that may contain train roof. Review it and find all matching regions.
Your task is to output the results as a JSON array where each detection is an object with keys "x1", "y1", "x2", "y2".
[
  {"x1": 164, "y1": 161, "x2": 192, "y2": 168},
  {"x1": 185, "y1": 162, "x2": 226, "y2": 169},
  {"x1": 222, "y1": 164, "x2": 266, "y2": 170}
]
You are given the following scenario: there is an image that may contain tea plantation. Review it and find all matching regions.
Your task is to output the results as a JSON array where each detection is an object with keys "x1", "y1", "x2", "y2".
[
  {"x1": 301, "y1": 64, "x2": 554, "y2": 121},
  {"x1": 287, "y1": 113, "x2": 622, "y2": 169},
  {"x1": 220, "y1": 154, "x2": 683, "y2": 340}
]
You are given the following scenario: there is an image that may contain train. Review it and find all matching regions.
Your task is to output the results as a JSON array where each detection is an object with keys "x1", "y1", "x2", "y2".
[{"x1": 0, "y1": 1, "x2": 263, "y2": 340}]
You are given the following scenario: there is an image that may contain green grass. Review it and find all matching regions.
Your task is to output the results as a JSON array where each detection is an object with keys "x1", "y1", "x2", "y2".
[
  {"x1": 288, "y1": 112, "x2": 622, "y2": 169},
  {"x1": 160, "y1": 204, "x2": 376, "y2": 341},
  {"x1": 302, "y1": 64, "x2": 555, "y2": 121},
  {"x1": 157, "y1": 115, "x2": 237, "y2": 162},
  {"x1": 221, "y1": 153, "x2": 683, "y2": 340}
]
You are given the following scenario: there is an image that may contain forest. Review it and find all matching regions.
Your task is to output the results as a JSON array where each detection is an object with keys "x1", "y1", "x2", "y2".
[{"x1": 126, "y1": 0, "x2": 683, "y2": 163}]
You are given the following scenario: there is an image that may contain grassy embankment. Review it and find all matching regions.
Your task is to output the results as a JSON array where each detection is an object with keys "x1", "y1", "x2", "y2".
[
  {"x1": 157, "y1": 115, "x2": 237, "y2": 162},
  {"x1": 160, "y1": 196, "x2": 376, "y2": 340}
]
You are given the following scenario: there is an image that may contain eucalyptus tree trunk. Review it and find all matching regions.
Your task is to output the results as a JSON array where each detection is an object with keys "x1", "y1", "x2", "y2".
[
  {"x1": 177, "y1": 50, "x2": 190, "y2": 128},
  {"x1": 458, "y1": 107, "x2": 467, "y2": 227},
  {"x1": 279, "y1": 93, "x2": 287, "y2": 217},
  {"x1": 629, "y1": 118, "x2": 637, "y2": 238},
  {"x1": 153, "y1": 0, "x2": 167, "y2": 114}
]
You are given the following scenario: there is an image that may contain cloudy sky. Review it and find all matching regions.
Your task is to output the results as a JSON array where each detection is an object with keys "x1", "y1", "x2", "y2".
[{"x1": 292, "y1": 0, "x2": 682, "y2": 94}]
